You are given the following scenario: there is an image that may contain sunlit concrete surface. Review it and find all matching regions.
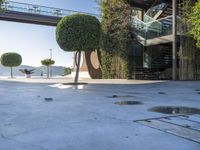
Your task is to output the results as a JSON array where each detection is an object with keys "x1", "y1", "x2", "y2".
[
  {"x1": 0, "y1": 76, "x2": 165, "y2": 84},
  {"x1": 0, "y1": 80, "x2": 200, "y2": 150}
]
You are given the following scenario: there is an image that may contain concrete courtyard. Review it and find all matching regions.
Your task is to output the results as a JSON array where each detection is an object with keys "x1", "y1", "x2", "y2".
[{"x1": 0, "y1": 79, "x2": 200, "y2": 150}]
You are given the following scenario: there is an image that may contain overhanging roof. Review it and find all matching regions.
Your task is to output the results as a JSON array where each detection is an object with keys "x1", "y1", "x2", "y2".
[
  {"x1": 130, "y1": 0, "x2": 172, "y2": 9},
  {"x1": 130, "y1": 0, "x2": 156, "y2": 8}
]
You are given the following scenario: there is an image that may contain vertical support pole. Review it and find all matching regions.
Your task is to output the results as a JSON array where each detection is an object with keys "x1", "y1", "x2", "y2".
[
  {"x1": 49, "y1": 49, "x2": 52, "y2": 78},
  {"x1": 11, "y1": 67, "x2": 13, "y2": 78},
  {"x1": 172, "y1": 0, "x2": 177, "y2": 80}
]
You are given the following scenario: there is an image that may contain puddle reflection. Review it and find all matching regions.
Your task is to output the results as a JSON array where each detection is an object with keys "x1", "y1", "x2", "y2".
[
  {"x1": 149, "y1": 106, "x2": 200, "y2": 114},
  {"x1": 49, "y1": 84, "x2": 86, "y2": 90}
]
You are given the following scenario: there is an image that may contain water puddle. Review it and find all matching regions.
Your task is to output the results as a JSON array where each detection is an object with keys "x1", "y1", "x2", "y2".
[
  {"x1": 49, "y1": 83, "x2": 87, "y2": 90},
  {"x1": 115, "y1": 101, "x2": 142, "y2": 105},
  {"x1": 149, "y1": 106, "x2": 200, "y2": 114},
  {"x1": 44, "y1": 98, "x2": 53, "y2": 102},
  {"x1": 158, "y1": 92, "x2": 166, "y2": 95},
  {"x1": 107, "y1": 95, "x2": 134, "y2": 98}
]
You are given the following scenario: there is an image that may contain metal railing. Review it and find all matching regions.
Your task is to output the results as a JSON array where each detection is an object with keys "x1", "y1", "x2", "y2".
[
  {"x1": 144, "y1": 14, "x2": 155, "y2": 23},
  {"x1": 1, "y1": 1, "x2": 99, "y2": 18},
  {"x1": 143, "y1": 2, "x2": 168, "y2": 24},
  {"x1": 132, "y1": 15, "x2": 172, "y2": 40},
  {"x1": 145, "y1": 2, "x2": 168, "y2": 19}
]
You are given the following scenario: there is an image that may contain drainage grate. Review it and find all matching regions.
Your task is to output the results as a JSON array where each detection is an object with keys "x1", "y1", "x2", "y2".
[{"x1": 134, "y1": 114, "x2": 200, "y2": 144}]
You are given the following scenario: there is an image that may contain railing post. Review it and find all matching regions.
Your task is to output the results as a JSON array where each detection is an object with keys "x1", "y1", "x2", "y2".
[{"x1": 172, "y1": 0, "x2": 177, "y2": 80}]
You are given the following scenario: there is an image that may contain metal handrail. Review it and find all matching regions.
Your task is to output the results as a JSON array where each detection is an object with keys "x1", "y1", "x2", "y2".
[
  {"x1": 145, "y1": 2, "x2": 168, "y2": 19},
  {"x1": 146, "y1": 15, "x2": 172, "y2": 25},
  {"x1": 144, "y1": 0, "x2": 158, "y2": 17},
  {"x1": 132, "y1": 16, "x2": 166, "y2": 26},
  {"x1": 1, "y1": 0, "x2": 100, "y2": 18},
  {"x1": 132, "y1": 15, "x2": 173, "y2": 40},
  {"x1": 144, "y1": 2, "x2": 168, "y2": 23}
]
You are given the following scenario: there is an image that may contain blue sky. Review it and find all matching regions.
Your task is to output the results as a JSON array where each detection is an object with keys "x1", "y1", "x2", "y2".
[{"x1": 0, "y1": 0, "x2": 99, "y2": 67}]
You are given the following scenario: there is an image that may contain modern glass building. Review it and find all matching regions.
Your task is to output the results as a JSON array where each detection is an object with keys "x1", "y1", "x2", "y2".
[
  {"x1": 127, "y1": 0, "x2": 180, "y2": 80},
  {"x1": 1, "y1": 0, "x2": 198, "y2": 80}
]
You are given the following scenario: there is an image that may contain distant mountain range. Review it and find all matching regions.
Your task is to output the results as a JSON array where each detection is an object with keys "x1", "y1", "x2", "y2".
[{"x1": 0, "y1": 65, "x2": 67, "y2": 77}]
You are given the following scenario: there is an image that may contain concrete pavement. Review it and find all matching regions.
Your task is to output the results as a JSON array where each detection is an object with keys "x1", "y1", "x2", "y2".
[{"x1": 0, "y1": 80, "x2": 200, "y2": 150}]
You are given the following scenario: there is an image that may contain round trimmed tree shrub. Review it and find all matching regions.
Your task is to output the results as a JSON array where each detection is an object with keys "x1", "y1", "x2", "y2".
[
  {"x1": 56, "y1": 14, "x2": 101, "y2": 83},
  {"x1": 41, "y1": 58, "x2": 55, "y2": 78},
  {"x1": 1, "y1": 52, "x2": 22, "y2": 78}
]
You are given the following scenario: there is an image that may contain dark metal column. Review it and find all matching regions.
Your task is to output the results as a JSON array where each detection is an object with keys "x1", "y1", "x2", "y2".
[{"x1": 172, "y1": 0, "x2": 177, "y2": 80}]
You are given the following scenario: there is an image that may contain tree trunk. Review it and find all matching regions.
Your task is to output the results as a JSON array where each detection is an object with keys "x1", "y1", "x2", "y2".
[
  {"x1": 47, "y1": 66, "x2": 49, "y2": 79},
  {"x1": 74, "y1": 51, "x2": 81, "y2": 83},
  {"x1": 50, "y1": 65, "x2": 52, "y2": 78},
  {"x1": 10, "y1": 67, "x2": 13, "y2": 78}
]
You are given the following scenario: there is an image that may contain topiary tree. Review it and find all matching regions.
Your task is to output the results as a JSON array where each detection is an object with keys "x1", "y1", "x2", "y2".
[
  {"x1": 56, "y1": 14, "x2": 101, "y2": 83},
  {"x1": 0, "y1": 1, "x2": 3, "y2": 6},
  {"x1": 41, "y1": 58, "x2": 55, "y2": 78},
  {"x1": 0, "y1": 0, "x2": 4, "y2": 12},
  {"x1": 0, "y1": 52, "x2": 22, "y2": 78}
]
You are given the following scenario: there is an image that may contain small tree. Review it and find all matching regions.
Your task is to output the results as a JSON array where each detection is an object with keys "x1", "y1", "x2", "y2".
[
  {"x1": 41, "y1": 59, "x2": 55, "y2": 78},
  {"x1": 56, "y1": 14, "x2": 101, "y2": 83},
  {"x1": 0, "y1": 52, "x2": 22, "y2": 78},
  {"x1": 0, "y1": 0, "x2": 4, "y2": 13}
]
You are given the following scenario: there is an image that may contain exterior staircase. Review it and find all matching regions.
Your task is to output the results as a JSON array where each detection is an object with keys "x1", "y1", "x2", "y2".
[
  {"x1": 132, "y1": 0, "x2": 174, "y2": 46},
  {"x1": 134, "y1": 67, "x2": 160, "y2": 80},
  {"x1": 157, "y1": 4, "x2": 172, "y2": 19},
  {"x1": 150, "y1": 46, "x2": 172, "y2": 70},
  {"x1": 132, "y1": 0, "x2": 175, "y2": 79}
]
